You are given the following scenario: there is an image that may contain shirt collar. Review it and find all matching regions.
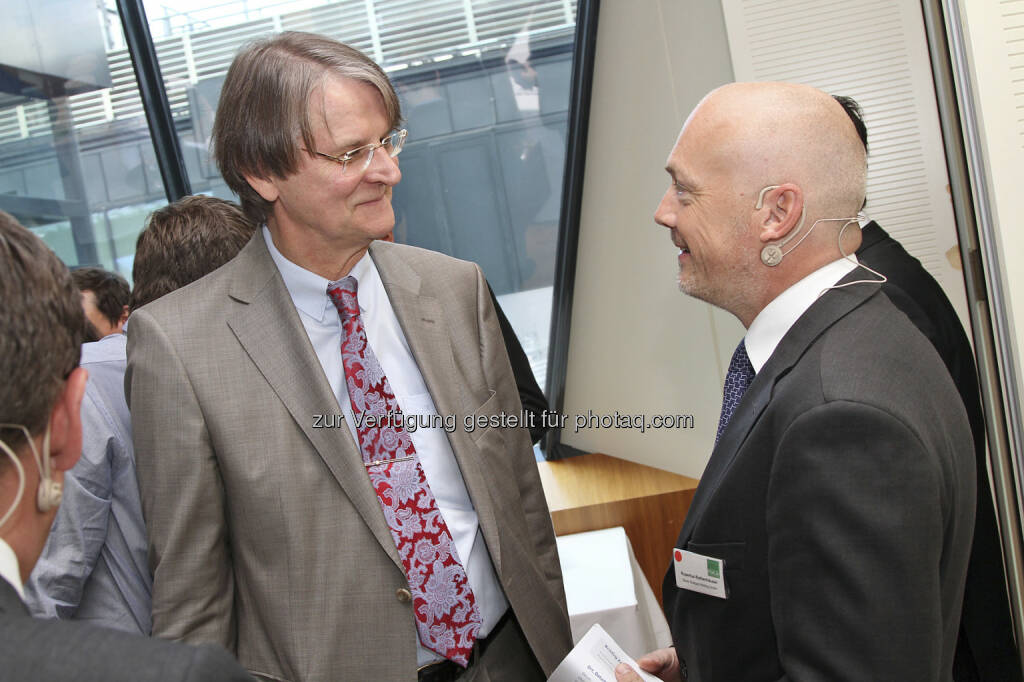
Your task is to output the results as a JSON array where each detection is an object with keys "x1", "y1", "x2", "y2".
[
  {"x1": 745, "y1": 256, "x2": 859, "y2": 373},
  {"x1": 327, "y1": 251, "x2": 378, "y2": 315},
  {"x1": 0, "y1": 538, "x2": 24, "y2": 601},
  {"x1": 262, "y1": 226, "x2": 375, "y2": 321}
]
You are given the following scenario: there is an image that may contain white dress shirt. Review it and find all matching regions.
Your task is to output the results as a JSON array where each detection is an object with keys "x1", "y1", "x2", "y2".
[
  {"x1": 0, "y1": 538, "x2": 24, "y2": 601},
  {"x1": 263, "y1": 228, "x2": 507, "y2": 665},
  {"x1": 745, "y1": 256, "x2": 859, "y2": 373}
]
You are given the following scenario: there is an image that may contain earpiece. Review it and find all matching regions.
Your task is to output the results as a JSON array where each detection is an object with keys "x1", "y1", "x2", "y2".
[
  {"x1": 755, "y1": 186, "x2": 804, "y2": 267},
  {"x1": 34, "y1": 426, "x2": 61, "y2": 512},
  {"x1": 0, "y1": 423, "x2": 62, "y2": 518},
  {"x1": 754, "y1": 185, "x2": 779, "y2": 211},
  {"x1": 760, "y1": 245, "x2": 784, "y2": 267},
  {"x1": 37, "y1": 480, "x2": 62, "y2": 512},
  {"x1": 0, "y1": 434, "x2": 25, "y2": 529}
]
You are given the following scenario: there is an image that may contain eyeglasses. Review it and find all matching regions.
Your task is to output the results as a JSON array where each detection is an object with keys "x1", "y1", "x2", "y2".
[{"x1": 310, "y1": 129, "x2": 407, "y2": 176}]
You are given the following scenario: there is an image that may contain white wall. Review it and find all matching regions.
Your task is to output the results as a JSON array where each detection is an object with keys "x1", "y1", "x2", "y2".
[{"x1": 560, "y1": 0, "x2": 740, "y2": 477}]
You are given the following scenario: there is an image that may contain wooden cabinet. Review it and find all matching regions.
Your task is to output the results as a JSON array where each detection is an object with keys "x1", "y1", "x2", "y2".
[{"x1": 538, "y1": 453, "x2": 699, "y2": 607}]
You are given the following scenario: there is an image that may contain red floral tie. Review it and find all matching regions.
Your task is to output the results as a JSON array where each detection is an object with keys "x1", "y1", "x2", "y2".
[{"x1": 328, "y1": 276, "x2": 481, "y2": 666}]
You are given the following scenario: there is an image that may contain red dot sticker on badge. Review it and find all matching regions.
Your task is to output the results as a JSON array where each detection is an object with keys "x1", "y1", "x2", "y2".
[{"x1": 674, "y1": 549, "x2": 683, "y2": 562}]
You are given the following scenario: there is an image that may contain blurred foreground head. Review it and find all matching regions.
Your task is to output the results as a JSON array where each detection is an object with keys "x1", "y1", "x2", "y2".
[{"x1": 0, "y1": 210, "x2": 88, "y2": 579}]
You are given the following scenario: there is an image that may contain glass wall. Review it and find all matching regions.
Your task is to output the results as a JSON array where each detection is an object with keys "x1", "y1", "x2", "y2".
[
  {"x1": 0, "y1": 0, "x2": 167, "y2": 277},
  {"x1": 1, "y1": 0, "x2": 578, "y2": 389},
  {"x1": 143, "y1": 0, "x2": 577, "y2": 385}
]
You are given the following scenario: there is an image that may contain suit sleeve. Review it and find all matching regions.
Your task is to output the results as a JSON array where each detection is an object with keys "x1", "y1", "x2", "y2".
[
  {"x1": 474, "y1": 267, "x2": 567, "y2": 616},
  {"x1": 183, "y1": 644, "x2": 258, "y2": 682},
  {"x1": 25, "y1": 388, "x2": 114, "y2": 620},
  {"x1": 0, "y1": 611, "x2": 255, "y2": 682},
  {"x1": 126, "y1": 308, "x2": 236, "y2": 650},
  {"x1": 766, "y1": 400, "x2": 965, "y2": 681}
]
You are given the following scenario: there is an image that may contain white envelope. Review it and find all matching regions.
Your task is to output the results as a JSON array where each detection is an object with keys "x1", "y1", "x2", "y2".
[{"x1": 547, "y1": 623, "x2": 660, "y2": 682}]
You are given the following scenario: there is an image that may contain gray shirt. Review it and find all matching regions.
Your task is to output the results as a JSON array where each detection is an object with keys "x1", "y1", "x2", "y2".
[{"x1": 25, "y1": 333, "x2": 152, "y2": 634}]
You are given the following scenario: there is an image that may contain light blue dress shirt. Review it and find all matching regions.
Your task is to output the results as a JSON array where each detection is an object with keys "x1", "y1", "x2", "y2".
[{"x1": 25, "y1": 333, "x2": 152, "y2": 634}]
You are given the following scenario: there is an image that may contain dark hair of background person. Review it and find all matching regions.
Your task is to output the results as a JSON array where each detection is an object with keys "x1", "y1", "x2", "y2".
[
  {"x1": 833, "y1": 95, "x2": 869, "y2": 212},
  {"x1": 211, "y1": 31, "x2": 403, "y2": 227},
  {"x1": 131, "y1": 195, "x2": 255, "y2": 311},
  {"x1": 70, "y1": 267, "x2": 130, "y2": 328},
  {"x1": 0, "y1": 211, "x2": 84, "y2": 453},
  {"x1": 833, "y1": 94, "x2": 868, "y2": 153}
]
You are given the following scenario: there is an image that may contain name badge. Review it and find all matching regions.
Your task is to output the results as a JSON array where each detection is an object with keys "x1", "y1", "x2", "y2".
[{"x1": 673, "y1": 548, "x2": 727, "y2": 599}]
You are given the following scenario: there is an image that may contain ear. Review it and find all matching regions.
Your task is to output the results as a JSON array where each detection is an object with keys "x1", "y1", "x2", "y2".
[
  {"x1": 47, "y1": 367, "x2": 88, "y2": 473},
  {"x1": 756, "y1": 184, "x2": 803, "y2": 244},
  {"x1": 243, "y1": 173, "x2": 280, "y2": 204},
  {"x1": 116, "y1": 305, "x2": 130, "y2": 331}
]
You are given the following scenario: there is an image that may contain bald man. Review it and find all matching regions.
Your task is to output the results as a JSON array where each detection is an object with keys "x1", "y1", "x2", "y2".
[{"x1": 617, "y1": 83, "x2": 975, "y2": 681}]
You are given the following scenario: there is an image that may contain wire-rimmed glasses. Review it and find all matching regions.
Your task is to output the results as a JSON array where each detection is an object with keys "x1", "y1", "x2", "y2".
[{"x1": 311, "y1": 129, "x2": 407, "y2": 175}]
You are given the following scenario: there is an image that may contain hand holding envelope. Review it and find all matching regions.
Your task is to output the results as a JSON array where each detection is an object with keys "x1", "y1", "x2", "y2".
[
  {"x1": 548, "y1": 624, "x2": 666, "y2": 682},
  {"x1": 613, "y1": 647, "x2": 680, "y2": 682}
]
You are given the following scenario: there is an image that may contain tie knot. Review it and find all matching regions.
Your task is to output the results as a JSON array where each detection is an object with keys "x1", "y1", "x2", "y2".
[
  {"x1": 327, "y1": 276, "x2": 359, "y2": 320},
  {"x1": 716, "y1": 339, "x2": 755, "y2": 445},
  {"x1": 728, "y1": 340, "x2": 754, "y2": 383}
]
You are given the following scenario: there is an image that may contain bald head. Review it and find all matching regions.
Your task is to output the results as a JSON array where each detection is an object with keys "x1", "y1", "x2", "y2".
[
  {"x1": 688, "y1": 82, "x2": 866, "y2": 219},
  {"x1": 654, "y1": 82, "x2": 868, "y2": 325}
]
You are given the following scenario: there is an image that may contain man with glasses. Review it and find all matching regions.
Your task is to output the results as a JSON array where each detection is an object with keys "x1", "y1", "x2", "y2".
[{"x1": 127, "y1": 32, "x2": 570, "y2": 682}]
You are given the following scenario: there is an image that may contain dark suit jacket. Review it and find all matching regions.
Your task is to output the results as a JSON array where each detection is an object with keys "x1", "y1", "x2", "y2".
[
  {"x1": 664, "y1": 274, "x2": 975, "y2": 681},
  {"x1": 0, "y1": 576, "x2": 253, "y2": 681},
  {"x1": 858, "y1": 221, "x2": 1019, "y2": 682}
]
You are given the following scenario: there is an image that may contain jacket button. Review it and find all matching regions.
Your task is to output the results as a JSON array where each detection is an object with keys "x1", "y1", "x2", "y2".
[{"x1": 396, "y1": 588, "x2": 412, "y2": 603}]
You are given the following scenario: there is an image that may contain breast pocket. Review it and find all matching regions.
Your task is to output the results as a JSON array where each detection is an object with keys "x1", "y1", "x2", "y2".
[{"x1": 395, "y1": 390, "x2": 441, "y2": 428}]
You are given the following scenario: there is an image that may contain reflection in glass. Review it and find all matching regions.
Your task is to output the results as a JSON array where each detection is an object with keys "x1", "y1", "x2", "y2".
[
  {"x1": 0, "y1": 0, "x2": 166, "y2": 278},
  {"x1": 143, "y1": 0, "x2": 576, "y2": 385}
]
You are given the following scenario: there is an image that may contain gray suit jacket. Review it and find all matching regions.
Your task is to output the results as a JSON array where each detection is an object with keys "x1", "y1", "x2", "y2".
[
  {"x1": 663, "y1": 275, "x2": 976, "y2": 681},
  {"x1": 0, "y1": 577, "x2": 253, "y2": 681},
  {"x1": 126, "y1": 236, "x2": 570, "y2": 681}
]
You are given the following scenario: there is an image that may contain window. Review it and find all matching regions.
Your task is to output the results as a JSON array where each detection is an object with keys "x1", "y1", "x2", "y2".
[
  {"x1": 144, "y1": 0, "x2": 578, "y2": 386},
  {"x1": 0, "y1": 0, "x2": 167, "y2": 278}
]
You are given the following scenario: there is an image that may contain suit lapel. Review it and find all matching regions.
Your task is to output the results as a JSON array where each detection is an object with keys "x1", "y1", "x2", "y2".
[
  {"x1": 679, "y1": 275, "x2": 882, "y2": 545},
  {"x1": 371, "y1": 243, "x2": 503, "y2": 574},
  {"x1": 0, "y1": 578, "x2": 28, "y2": 616},
  {"x1": 225, "y1": 236, "x2": 401, "y2": 569},
  {"x1": 678, "y1": 371, "x2": 772, "y2": 545}
]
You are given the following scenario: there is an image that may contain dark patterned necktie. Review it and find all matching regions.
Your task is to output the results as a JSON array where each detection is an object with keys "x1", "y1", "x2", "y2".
[
  {"x1": 715, "y1": 340, "x2": 755, "y2": 445},
  {"x1": 328, "y1": 276, "x2": 481, "y2": 667}
]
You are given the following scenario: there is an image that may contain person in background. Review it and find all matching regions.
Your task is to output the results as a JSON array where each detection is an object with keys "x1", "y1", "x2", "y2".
[
  {"x1": 835, "y1": 94, "x2": 1021, "y2": 682},
  {"x1": 71, "y1": 267, "x2": 130, "y2": 342},
  {"x1": 0, "y1": 209, "x2": 254, "y2": 681},
  {"x1": 26, "y1": 196, "x2": 254, "y2": 636}
]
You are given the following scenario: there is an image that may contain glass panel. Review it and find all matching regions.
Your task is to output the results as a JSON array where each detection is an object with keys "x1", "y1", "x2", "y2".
[
  {"x1": 0, "y1": 0, "x2": 167, "y2": 281},
  {"x1": 144, "y1": 0, "x2": 576, "y2": 391}
]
